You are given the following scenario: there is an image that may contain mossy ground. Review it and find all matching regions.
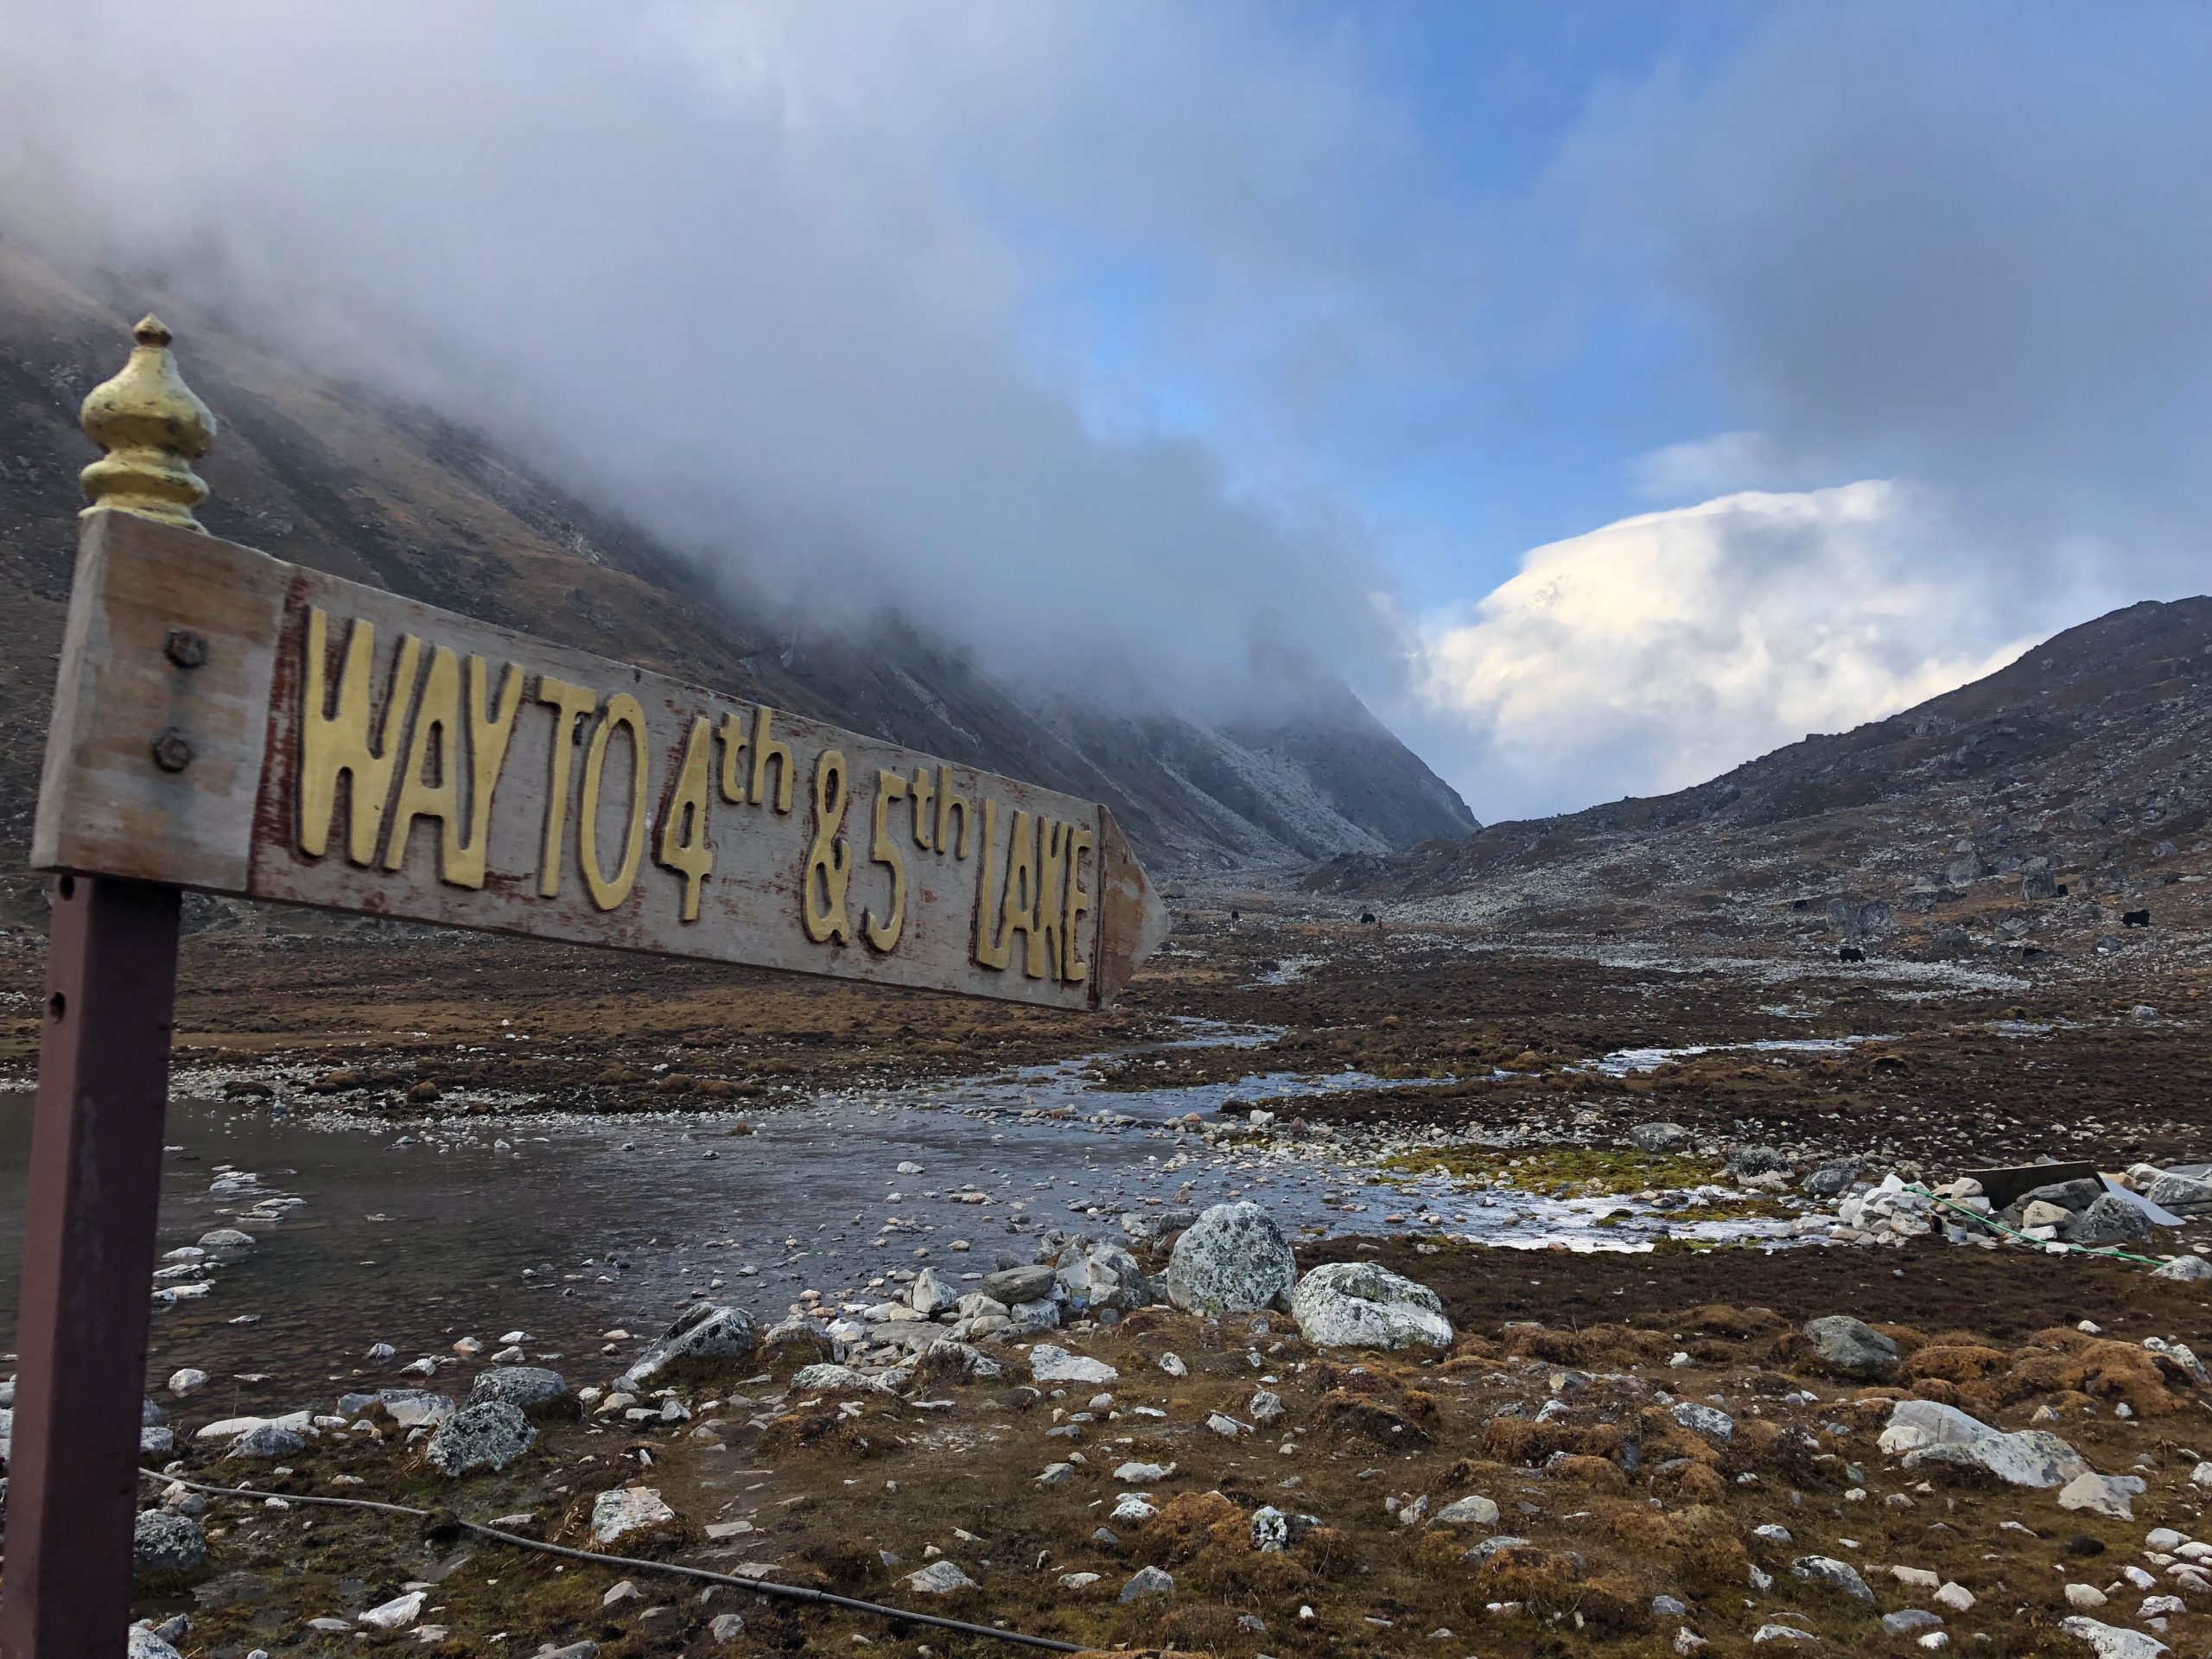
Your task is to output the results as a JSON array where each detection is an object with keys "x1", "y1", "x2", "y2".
[{"x1": 1374, "y1": 1142, "x2": 1728, "y2": 1198}]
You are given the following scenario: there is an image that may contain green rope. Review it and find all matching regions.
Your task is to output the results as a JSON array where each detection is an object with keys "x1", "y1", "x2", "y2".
[{"x1": 1903, "y1": 1182, "x2": 2168, "y2": 1268}]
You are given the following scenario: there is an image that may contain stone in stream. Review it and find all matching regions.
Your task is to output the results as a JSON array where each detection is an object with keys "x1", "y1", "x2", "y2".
[
  {"x1": 467, "y1": 1366, "x2": 574, "y2": 1417},
  {"x1": 591, "y1": 1487, "x2": 683, "y2": 1549},
  {"x1": 618, "y1": 1304, "x2": 756, "y2": 1389},
  {"x1": 1801, "y1": 1315, "x2": 1901, "y2": 1380},
  {"x1": 1166, "y1": 1202, "x2": 1295, "y2": 1316},
  {"x1": 425, "y1": 1402, "x2": 537, "y2": 1476},
  {"x1": 197, "y1": 1229, "x2": 255, "y2": 1249},
  {"x1": 1288, "y1": 1261, "x2": 1452, "y2": 1351},
  {"x1": 1626, "y1": 1122, "x2": 1691, "y2": 1154},
  {"x1": 167, "y1": 1369, "x2": 209, "y2": 1398},
  {"x1": 133, "y1": 1510, "x2": 207, "y2": 1577}
]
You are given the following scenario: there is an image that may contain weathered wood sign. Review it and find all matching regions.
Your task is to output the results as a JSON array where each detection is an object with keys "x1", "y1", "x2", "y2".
[
  {"x1": 0, "y1": 315, "x2": 1170, "y2": 1659},
  {"x1": 33, "y1": 512, "x2": 1169, "y2": 1007}
]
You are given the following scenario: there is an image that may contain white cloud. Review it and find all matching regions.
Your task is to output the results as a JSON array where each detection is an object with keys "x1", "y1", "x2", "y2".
[
  {"x1": 1407, "y1": 482, "x2": 2037, "y2": 818},
  {"x1": 1630, "y1": 431, "x2": 1789, "y2": 501}
]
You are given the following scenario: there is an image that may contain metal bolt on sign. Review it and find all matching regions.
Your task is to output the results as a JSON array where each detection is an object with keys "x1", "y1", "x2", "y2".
[{"x1": 0, "y1": 316, "x2": 1168, "y2": 1656}]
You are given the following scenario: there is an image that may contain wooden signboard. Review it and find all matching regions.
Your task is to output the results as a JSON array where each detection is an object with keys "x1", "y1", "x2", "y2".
[
  {"x1": 0, "y1": 317, "x2": 1170, "y2": 1659},
  {"x1": 33, "y1": 512, "x2": 1169, "y2": 1007}
]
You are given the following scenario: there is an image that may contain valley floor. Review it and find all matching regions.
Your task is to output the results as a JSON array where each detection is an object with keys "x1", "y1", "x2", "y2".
[{"x1": 1, "y1": 883, "x2": 2208, "y2": 1658}]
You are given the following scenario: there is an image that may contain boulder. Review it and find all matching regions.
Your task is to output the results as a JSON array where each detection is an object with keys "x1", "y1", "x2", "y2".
[
  {"x1": 1728, "y1": 1147, "x2": 1792, "y2": 1178},
  {"x1": 2145, "y1": 1173, "x2": 2212, "y2": 1212},
  {"x1": 1288, "y1": 1261, "x2": 1452, "y2": 1351},
  {"x1": 590, "y1": 1487, "x2": 683, "y2": 1549},
  {"x1": 2063, "y1": 1195, "x2": 2152, "y2": 1246},
  {"x1": 915, "y1": 1340, "x2": 1003, "y2": 1384},
  {"x1": 1029, "y1": 1345, "x2": 1118, "y2": 1386},
  {"x1": 128, "y1": 1628, "x2": 184, "y2": 1659},
  {"x1": 1166, "y1": 1202, "x2": 1295, "y2": 1316},
  {"x1": 425, "y1": 1402, "x2": 537, "y2": 1476},
  {"x1": 980, "y1": 1265, "x2": 1058, "y2": 1306},
  {"x1": 2056, "y1": 1617, "x2": 2169, "y2": 1659},
  {"x1": 1627, "y1": 1122, "x2": 1691, "y2": 1154},
  {"x1": 2011, "y1": 1179, "x2": 2103, "y2": 1218},
  {"x1": 1878, "y1": 1398, "x2": 2088, "y2": 1488},
  {"x1": 908, "y1": 1267, "x2": 960, "y2": 1317},
  {"x1": 1251, "y1": 1506, "x2": 1324, "y2": 1551},
  {"x1": 2056, "y1": 1471, "x2": 2145, "y2": 1520},
  {"x1": 1792, "y1": 1555, "x2": 1874, "y2": 1603},
  {"x1": 1801, "y1": 1315, "x2": 1900, "y2": 1380},
  {"x1": 222, "y1": 1422, "x2": 304, "y2": 1459},
  {"x1": 467, "y1": 1366, "x2": 572, "y2": 1417},
  {"x1": 789, "y1": 1363, "x2": 899, "y2": 1396},
  {"x1": 759, "y1": 1317, "x2": 834, "y2": 1362},
  {"x1": 2152, "y1": 1255, "x2": 2212, "y2": 1282},
  {"x1": 1057, "y1": 1243, "x2": 1157, "y2": 1313},
  {"x1": 1802, "y1": 1160, "x2": 1864, "y2": 1198},
  {"x1": 1431, "y1": 1495, "x2": 1499, "y2": 1528},
  {"x1": 618, "y1": 1304, "x2": 755, "y2": 1389},
  {"x1": 906, "y1": 1560, "x2": 978, "y2": 1594},
  {"x1": 133, "y1": 1510, "x2": 206, "y2": 1577}
]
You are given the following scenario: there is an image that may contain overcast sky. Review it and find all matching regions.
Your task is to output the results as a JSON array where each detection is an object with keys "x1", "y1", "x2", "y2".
[{"x1": 5, "y1": 2, "x2": 2207, "y2": 821}]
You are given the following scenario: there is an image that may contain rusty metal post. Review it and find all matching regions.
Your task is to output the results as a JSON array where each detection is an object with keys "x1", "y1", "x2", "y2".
[
  {"x1": 0, "y1": 875, "x2": 182, "y2": 1659},
  {"x1": 0, "y1": 315, "x2": 214, "y2": 1656}
]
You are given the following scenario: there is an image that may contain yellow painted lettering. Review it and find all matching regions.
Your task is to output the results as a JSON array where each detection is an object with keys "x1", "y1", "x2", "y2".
[
  {"x1": 938, "y1": 766, "x2": 973, "y2": 858},
  {"x1": 578, "y1": 692, "x2": 648, "y2": 912},
  {"x1": 657, "y1": 716, "x2": 715, "y2": 922},
  {"x1": 995, "y1": 808, "x2": 1039, "y2": 973},
  {"x1": 383, "y1": 644, "x2": 463, "y2": 877},
  {"x1": 750, "y1": 705, "x2": 793, "y2": 813},
  {"x1": 864, "y1": 770, "x2": 908, "y2": 953},
  {"x1": 909, "y1": 766, "x2": 936, "y2": 851},
  {"x1": 1031, "y1": 817, "x2": 1067, "y2": 980},
  {"x1": 717, "y1": 710, "x2": 748, "y2": 803},
  {"x1": 297, "y1": 607, "x2": 420, "y2": 866},
  {"x1": 454, "y1": 656, "x2": 524, "y2": 889},
  {"x1": 802, "y1": 747, "x2": 853, "y2": 944},
  {"x1": 973, "y1": 798, "x2": 1007, "y2": 969},
  {"x1": 534, "y1": 676, "x2": 598, "y2": 898},
  {"x1": 1062, "y1": 823, "x2": 1094, "y2": 982}
]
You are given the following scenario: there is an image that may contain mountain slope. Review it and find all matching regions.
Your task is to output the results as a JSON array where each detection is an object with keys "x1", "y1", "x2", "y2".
[
  {"x1": 1317, "y1": 596, "x2": 2212, "y2": 949},
  {"x1": 0, "y1": 244, "x2": 1473, "y2": 876}
]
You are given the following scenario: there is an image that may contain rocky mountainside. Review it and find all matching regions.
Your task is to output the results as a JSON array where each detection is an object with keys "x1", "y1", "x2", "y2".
[
  {"x1": 0, "y1": 244, "x2": 1473, "y2": 886},
  {"x1": 1318, "y1": 595, "x2": 2212, "y2": 955}
]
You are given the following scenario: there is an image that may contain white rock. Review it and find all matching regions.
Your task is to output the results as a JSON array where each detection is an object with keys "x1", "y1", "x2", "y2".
[
  {"x1": 2060, "y1": 1471, "x2": 2147, "y2": 1521},
  {"x1": 590, "y1": 1487, "x2": 680, "y2": 1548},
  {"x1": 2068, "y1": 1585, "x2": 2110, "y2": 1610},
  {"x1": 1165, "y1": 1202, "x2": 1295, "y2": 1315},
  {"x1": 1433, "y1": 1495, "x2": 1500, "y2": 1528},
  {"x1": 2056, "y1": 1616, "x2": 2169, "y2": 1659},
  {"x1": 1879, "y1": 1398, "x2": 2088, "y2": 1488},
  {"x1": 906, "y1": 1561, "x2": 977, "y2": 1594},
  {"x1": 1935, "y1": 1582, "x2": 1975, "y2": 1613},
  {"x1": 167, "y1": 1369, "x2": 209, "y2": 1398},
  {"x1": 1028, "y1": 1345, "x2": 1117, "y2": 1386},
  {"x1": 1288, "y1": 1260, "x2": 1453, "y2": 1351}
]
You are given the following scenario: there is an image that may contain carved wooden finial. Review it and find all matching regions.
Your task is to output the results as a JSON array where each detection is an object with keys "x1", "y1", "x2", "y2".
[{"x1": 79, "y1": 314, "x2": 218, "y2": 531}]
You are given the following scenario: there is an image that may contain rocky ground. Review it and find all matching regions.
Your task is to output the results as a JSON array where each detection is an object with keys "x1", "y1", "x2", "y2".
[{"x1": 0, "y1": 880, "x2": 2207, "y2": 1659}]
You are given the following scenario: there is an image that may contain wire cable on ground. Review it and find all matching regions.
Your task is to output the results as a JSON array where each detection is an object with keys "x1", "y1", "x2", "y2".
[{"x1": 142, "y1": 1469, "x2": 1082, "y2": 1654}]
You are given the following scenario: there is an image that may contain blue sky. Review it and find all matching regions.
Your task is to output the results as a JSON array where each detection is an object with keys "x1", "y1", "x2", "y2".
[{"x1": 10, "y1": 0, "x2": 2208, "y2": 818}]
